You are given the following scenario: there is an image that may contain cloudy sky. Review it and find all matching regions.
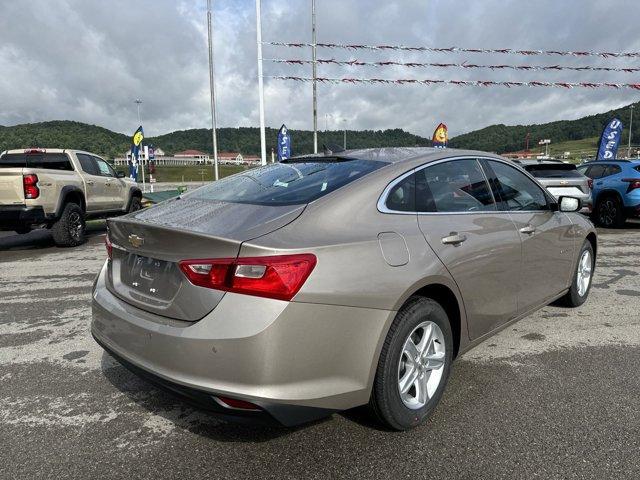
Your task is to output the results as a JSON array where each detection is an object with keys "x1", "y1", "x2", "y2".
[{"x1": 1, "y1": 0, "x2": 640, "y2": 139}]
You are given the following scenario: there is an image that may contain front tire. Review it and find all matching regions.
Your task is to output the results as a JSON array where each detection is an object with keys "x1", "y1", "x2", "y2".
[
  {"x1": 51, "y1": 203, "x2": 86, "y2": 247},
  {"x1": 559, "y1": 240, "x2": 594, "y2": 307},
  {"x1": 369, "y1": 297, "x2": 453, "y2": 431}
]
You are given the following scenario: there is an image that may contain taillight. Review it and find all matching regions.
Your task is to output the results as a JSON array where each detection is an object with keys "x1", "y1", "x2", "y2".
[
  {"x1": 105, "y1": 234, "x2": 113, "y2": 259},
  {"x1": 587, "y1": 178, "x2": 593, "y2": 190},
  {"x1": 23, "y1": 174, "x2": 39, "y2": 199},
  {"x1": 622, "y1": 178, "x2": 640, "y2": 192},
  {"x1": 179, "y1": 254, "x2": 317, "y2": 301}
]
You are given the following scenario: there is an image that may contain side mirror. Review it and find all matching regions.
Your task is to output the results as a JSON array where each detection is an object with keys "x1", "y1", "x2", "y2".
[
  {"x1": 558, "y1": 196, "x2": 581, "y2": 212},
  {"x1": 116, "y1": 171, "x2": 126, "y2": 178}
]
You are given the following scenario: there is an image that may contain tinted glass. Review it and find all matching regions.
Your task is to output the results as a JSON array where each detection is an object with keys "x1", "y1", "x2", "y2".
[
  {"x1": 386, "y1": 173, "x2": 415, "y2": 212},
  {"x1": 0, "y1": 152, "x2": 73, "y2": 170},
  {"x1": 189, "y1": 159, "x2": 387, "y2": 206},
  {"x1": 586, "y1": 164, "x2": 608, "y2": 179},
  {"x1": 488, "y1": 160, "x2": 548, "y2": 211},
  {"x1": 77, "y1": 153, "x2": 99, "y2": 175},
  {"x1": 417, "y1": 159, "x2": 495, "y2": 212},
  {"x1": 605, "y1": 165, "x2": 621, "y2": 176},
  {"x1": 526, "y1": 164, "x2": 583, "y2": 178}
]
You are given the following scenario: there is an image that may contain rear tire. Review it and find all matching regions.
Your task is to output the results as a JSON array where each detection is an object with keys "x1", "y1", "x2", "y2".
[
  {"x1": 51, "y1": 203, "x2": 85, "y2": 247},
  {"x1": 369, "y1": 297, "x2": 453, "y2": 431},
  {"x1": 14, "y1": 226, "x2": 30, "y2": 235},
  {"x1": 128, "y1": 195, "x2": 142, "y2": 213},
  {"x1": 595, "y1": 195, "x2": 625, "y2": 228},
  {"x1": 559, "y1": 240, "x2": 594, "y2": 307}
]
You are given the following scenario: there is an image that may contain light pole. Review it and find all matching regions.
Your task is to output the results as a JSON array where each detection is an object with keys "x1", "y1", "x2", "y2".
[
  {"x1": 255, "y1": 0, "x2": 267, "y2": 165},
  {"x1": 628, "y1": 105, "x2": 634, "y2": 158},
  {"x1": 134, "y1": 99, "x2": 142, "y2": 125},
  {"x1": 207, "y1": 0, "x2": 219, "y2": 180},
  {"x1": 311, "y1": 0, "x2": 318, "y2": 154},
  {"x1": 342, "y1": 118, "x2": 347, "y2": 149}
]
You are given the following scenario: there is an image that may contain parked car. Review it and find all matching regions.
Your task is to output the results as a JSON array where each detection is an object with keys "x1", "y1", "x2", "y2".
[
  {"x1": 0, "y1": 148, "x2": 142, "y2": 246},
  {"x1": 512, "y1": 159, "x2": 592, "y2": 213},
  {"x1": 577, "y1": 159, "x2": 640, "y2": 228},
  {"x1": 92, "y1": 148, "x2": 596, "y2": 430}
]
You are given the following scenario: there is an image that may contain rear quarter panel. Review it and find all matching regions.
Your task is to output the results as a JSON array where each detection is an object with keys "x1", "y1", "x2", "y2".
[{"x1": 24, "y1": 167, "x2": 83, "y2": 216}]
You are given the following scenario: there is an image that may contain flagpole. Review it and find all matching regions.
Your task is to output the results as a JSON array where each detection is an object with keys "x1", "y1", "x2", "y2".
[
  {"x1": 135, "y1": 99, "x2": 146, "y2": 193},
  {"x1": 207, "y1": 0, "x2": 220, "y2": 180},
  {"x1": 256, "y1": 0, "x2": 267, "y2": 166}
]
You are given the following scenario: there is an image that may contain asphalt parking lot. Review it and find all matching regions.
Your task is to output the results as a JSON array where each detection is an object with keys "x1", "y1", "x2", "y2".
[{"x1": 1, "y1": 221, "x2": 639, "y2": 479}]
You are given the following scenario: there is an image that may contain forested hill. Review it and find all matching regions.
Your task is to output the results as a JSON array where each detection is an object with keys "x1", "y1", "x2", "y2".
[
  {"x1": 0, "y1": 121, "x2": 428, "y2": 159},
  {"x1": 449, "y1": 101, "x2": 640, "y2": 153},
  {"x1": 2, "y1": 100, "x2": 637, "y2": 159}
]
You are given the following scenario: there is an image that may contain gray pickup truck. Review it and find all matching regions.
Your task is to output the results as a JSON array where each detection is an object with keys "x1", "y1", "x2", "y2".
[{"x1": 0, "y1": 148, "x2": 142, "y2": 246}]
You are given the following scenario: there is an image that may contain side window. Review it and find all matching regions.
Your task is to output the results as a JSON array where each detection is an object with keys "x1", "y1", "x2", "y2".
[
  {"x1": 576, "y1": 165, "x2": 590, "y2": 177},
  {"x1": 605, "y1": 165, "x2": 621, "y2": 176},
  {"x1": 385, "y1": 172, "x2": 415, "y2": 212},
  {"x1": 487, "y1": 160, "x2": 549, "y2": 211},
  {"x1": 417, "y1": 159, "x2": 495, "y2": 212},
  {"x1": 77, "y1": 154, "x2": 99, "y2": 175},
  {"x1": 94, "y1": 157, "x2": 115, "y2": 177},
  {"x1": 586, "y1": 164, "x2": 607, "y2": 179}
]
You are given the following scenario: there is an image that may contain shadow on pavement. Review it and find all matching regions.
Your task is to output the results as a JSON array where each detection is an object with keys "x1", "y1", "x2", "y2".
[{"x1": 0, "y1": 221, "x2": 107, "y2": 251}]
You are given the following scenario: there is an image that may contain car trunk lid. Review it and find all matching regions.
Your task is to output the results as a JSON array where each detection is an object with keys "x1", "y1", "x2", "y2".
[{"x1": 105, "y1": 196, "x2": 305, "y2": 321}]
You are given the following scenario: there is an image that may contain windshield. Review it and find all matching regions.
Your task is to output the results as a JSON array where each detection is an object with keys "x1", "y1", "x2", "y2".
[{"x1": 187, "y1": 159, "x2": 388, "y2": 206}]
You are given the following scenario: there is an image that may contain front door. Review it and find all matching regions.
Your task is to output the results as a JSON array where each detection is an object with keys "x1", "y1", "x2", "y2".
[
  {"x1": 483, "y1": 159, "x2": 575, "y2": 313},
  {"x1": 76, "y1": 153, "x2": 110, "y2": 212},
  {"x1": 415, "y1": 158, "x2": 522, "y2": 340}
]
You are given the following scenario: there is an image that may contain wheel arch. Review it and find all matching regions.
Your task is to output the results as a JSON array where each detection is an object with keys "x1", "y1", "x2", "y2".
[
  {"x1": 55, "y1": 186, "x2": 86, "y2": 218},
  {"x1": 586, "y1": 231, "x2": 597, "y2": 258}
]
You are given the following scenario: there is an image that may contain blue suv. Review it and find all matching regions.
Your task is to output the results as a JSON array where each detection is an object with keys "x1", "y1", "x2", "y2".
[{"x1": 577, "y1": 160, "x2": 640, "y2": 228}]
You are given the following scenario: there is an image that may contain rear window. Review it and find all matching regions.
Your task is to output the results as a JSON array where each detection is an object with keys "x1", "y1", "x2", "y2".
[
  {"x1": 525, "y1": 164, "x2": 583, "y2": 179},
  {"x1": 0, "y1": 152, "x2": 73, "y2": 171},
  {"x1": 188, "y1": 159, "x2": 387, "y2": 206}
]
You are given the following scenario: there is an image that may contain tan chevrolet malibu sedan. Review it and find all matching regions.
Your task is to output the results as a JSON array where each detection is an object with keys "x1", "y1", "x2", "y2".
[{"x1": 92, "y1": 148, "x2": 596, "y2": 430}]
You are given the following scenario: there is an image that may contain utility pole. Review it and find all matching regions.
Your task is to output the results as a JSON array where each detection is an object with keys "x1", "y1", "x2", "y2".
[
  {"x1": 135, "y1": 99, "x2": 142, "y2": 125},
  {"x1": 256, "y1": 0, "x2": 267, "y2": 165},
  {"x1": 628, "y1": 105, "x2": 635, "y2": 158},
  {"x1": 312, "y1": 0, "x2": 318, "y2": 154},
  {"x1": 207, "y1": 0, "x2": 220, "y2": 180}
]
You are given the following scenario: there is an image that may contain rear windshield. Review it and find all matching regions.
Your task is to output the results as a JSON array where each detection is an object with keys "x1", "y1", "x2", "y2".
[
  {"x1": 524, "y1": 164, "x2": 583, "y2": 179},
  {"x1": 187, "y1": 159, "x2": 388, "y2": 206},
  {"x1": 0, "y1": 152, "x2": 73, "y2": 171}
]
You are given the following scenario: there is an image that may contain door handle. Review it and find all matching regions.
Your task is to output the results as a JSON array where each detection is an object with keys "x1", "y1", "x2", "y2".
[
  {"x1": 441, "y1": 233, "x2": 467, "y2": 245},
  {"x1": 86, "y1": 181, "x2": 95, "y2": 186},
  {"x1": 595, "y1": 182, "x2": 602, "y2": 185},
  {"x1": 519, "y1": 225, "x2": 536, "y2": 235}
]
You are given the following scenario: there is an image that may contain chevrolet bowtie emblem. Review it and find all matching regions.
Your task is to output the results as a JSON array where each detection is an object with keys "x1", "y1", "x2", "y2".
[{"x1": 128, "y1": 234, "x2": 144, "y2": 248}]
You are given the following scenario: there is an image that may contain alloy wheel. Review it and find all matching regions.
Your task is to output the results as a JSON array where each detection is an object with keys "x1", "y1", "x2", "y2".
[
  {"x1": 397, "y1": 321, "x2": 446, "y2": 410},
  {"x1": 576, "y1": 250, "x2": 592, "y2": 297},
  {"x1": 598, "y1": 199, "x2": 616, "y2": 227},
  {"x1": 69, "y1": 212, "x2": 83, "y2": 241}
]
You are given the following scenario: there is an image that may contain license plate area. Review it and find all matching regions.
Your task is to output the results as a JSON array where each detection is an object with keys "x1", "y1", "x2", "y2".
[{"x1": 120, "y1": 253, "x2": 182, "y2": 302}]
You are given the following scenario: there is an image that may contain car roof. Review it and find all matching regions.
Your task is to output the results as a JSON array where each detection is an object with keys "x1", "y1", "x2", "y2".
[
  {"x1": 581, "y1": 158, "x2": 640, "y2": 165},
  {"x1": 292, "y1": 147, "x2": 504, "y2": 165}
]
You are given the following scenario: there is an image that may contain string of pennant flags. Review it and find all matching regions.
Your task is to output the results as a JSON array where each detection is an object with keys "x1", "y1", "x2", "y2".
[
  {"x1": 265, "y1": 41, "x2": 640, "y2": 59},
  {"x1": 267, "y1": 58, "x2": 640, "y2": 74},
  {"x1": 268, "y1": 75, "x2": 640, "y2": 90}
]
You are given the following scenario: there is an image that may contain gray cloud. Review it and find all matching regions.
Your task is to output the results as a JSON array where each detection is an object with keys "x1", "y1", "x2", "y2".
[{"x1": 1, "y1": 0, "x2": 639, "y2": 140}]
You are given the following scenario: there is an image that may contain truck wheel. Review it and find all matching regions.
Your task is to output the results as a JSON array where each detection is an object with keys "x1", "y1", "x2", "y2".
[
  {"x1": 128, "y1": 195, "x2": 142, "y2": 213},
  {"x1": 51, "y1": 203, "x2": 86, "y2": 247}
]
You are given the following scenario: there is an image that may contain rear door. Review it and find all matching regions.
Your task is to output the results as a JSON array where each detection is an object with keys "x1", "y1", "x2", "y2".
[
  {"x1": 77, "y1": 153, "x2": 109, "y2": 211},
  {"x1": 415, "y1": 158, "x2": 522, "y2": 339},
  {"x1": 483, "y1": 159, "x2": 574, "y2": 312}
]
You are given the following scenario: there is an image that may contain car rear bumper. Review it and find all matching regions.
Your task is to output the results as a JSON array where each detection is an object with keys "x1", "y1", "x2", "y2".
[
  {"x1": 0, "y1": 205, "x2": 46, "y2": 230},
  {"x1": 91, "y1": 261, "x2": 394, "y2": 426}
]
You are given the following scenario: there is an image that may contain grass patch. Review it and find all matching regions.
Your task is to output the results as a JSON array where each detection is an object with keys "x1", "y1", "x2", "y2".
[{"x1": 116, "y1": 164, "x2": 251, "y2": 183}]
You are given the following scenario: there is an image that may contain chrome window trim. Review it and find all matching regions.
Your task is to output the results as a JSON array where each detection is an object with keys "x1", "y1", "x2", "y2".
[{"x1": 377, "y1": 155, "x2": 554, "y2": 216}]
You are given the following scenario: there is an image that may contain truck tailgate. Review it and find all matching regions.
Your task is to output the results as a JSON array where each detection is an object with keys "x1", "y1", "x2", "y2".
[{"x1": 0, "y1": 168, "x2": 24, "y2": 205}]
